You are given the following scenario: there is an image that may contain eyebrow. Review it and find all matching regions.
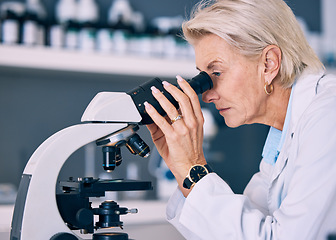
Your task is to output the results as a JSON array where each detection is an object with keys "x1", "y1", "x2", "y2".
[{"x1": 196, "y1": 60, "x2": 223, "y2": 72}]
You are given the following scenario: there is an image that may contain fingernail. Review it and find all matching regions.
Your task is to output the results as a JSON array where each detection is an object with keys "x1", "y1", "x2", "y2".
[
  {"x1": 176, "y1": 75, "x2": 184, "y2": 82},
  {"x1": 144, "y1": 101, "x2": 152, "y2": 109},
  {"x1": 162, "y1": 81, "x2": 170, "y2": 87},
  {"x1": 150, "y1": 86, "x2": 160, "y2": 93}
]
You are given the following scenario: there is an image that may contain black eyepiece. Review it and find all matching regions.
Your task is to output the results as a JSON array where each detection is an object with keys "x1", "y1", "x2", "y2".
[
  {"x1": 187, "y1": 71, "x2": 213, "y2": 95},
  {"x1": 127, "y1": 71, "x2": 213, "y2": 124}
]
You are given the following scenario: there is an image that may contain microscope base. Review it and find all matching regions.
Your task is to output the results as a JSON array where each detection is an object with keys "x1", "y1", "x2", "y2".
[{"x1": 93, "y1": 232, "x2": 131, "y2": 240}]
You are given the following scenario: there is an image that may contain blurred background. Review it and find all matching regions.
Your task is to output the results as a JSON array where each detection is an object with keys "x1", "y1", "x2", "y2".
[{"x1": 0, "y1": 0, "x2": 335, "y2": 239}]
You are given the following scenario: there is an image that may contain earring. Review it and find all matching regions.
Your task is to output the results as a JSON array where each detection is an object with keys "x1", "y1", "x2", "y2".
[{"x1": 264, "y1": 82, "x2": 273, "y2": 95}]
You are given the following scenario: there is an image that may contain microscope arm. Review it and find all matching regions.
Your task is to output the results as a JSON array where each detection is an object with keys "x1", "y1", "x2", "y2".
[
  {"x1": 11, "y1": 123, "x2": 128, "y2": 240},
  {"x1": 11, "y1": 90, "x2": 143, "y2": 240}
]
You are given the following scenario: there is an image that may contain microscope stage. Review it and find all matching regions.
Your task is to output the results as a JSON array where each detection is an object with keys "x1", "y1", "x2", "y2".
[{"x1": 58, "y1": 178, "x2": 153, "y2": 198}]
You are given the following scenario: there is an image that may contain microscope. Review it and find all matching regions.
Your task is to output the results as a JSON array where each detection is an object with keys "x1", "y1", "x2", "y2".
[{"x1": 10, "y1": 72, "x2": 212, "y2": 240}]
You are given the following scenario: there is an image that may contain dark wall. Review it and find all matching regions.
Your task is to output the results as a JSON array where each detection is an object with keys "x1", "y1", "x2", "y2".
[{"x1": 285, "y1": 0, "x2": 321, "y2": 32}]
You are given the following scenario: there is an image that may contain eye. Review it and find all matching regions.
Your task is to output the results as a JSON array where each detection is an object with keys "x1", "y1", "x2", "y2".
[{"x1": 212, "y1": 72, "x2": 221, "y2": 77}]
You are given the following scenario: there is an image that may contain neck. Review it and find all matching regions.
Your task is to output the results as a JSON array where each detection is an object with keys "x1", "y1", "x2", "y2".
[{"x1": 261, "y1": 83, "x2": 292, "y2": 131}]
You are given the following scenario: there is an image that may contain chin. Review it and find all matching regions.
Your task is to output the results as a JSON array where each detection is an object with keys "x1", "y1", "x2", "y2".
[{"x1": 223, "y1": 118, "x2": 243, "y2": 128}]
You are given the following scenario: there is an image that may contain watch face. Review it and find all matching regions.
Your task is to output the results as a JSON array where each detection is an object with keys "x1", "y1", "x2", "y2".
[{"x1": 190, "y1": 165, "x2": 208, "y2": 182}]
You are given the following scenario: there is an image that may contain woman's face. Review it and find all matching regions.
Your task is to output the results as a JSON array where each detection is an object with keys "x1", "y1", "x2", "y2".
[{"x1": 195, "y1": 34, "x2": 267, "y2": 128}]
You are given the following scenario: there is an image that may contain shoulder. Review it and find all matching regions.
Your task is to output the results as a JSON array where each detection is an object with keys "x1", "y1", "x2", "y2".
[
  {"x1": 291, "y1": 73, "x2": 336, "y2": 154},
  {"x1": 305, "y1": 74, "x2": 336, "y2": 118},
  {"x1": 293, "y1": 73, "x2": 336, "y2": 124}
]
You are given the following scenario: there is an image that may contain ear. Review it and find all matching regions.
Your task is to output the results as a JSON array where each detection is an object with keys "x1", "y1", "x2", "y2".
[{"x1": 262, "y1": 45, "x2": 281, "y2": 85}]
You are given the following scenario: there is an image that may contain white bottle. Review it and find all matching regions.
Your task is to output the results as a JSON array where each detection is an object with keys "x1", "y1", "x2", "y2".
[
  {"x1": 23, "y1": 0, "x2": 46, "y2": 46},
  {"x1": 147, "y1": 147, "x2": 177, "y2": 200},
  {"x1": 108, "y1": 0, "x2": 134, "y2": 55},
  {"x1": 77, "y1": 0, "x2": 98, "y2": 52},
  {"x1": 0, "y1": 2, "x2": 25, "y2": 45},
  {"x1": 124, "y1": 162, "x2": 145, "y2": 199},
  {"x1": 108, "y1": 0, "x2": 133, "y2": 26},
  {"x1": 96, "y1": 28, "x2": 112, "y2": 53},
  {"x1": 151, "y1": 16, "x2": 183, "y2": 58},
  {"x1": 49, "y1": 24, "x2": 63, "y2": 48},
  {"x1": 55, "y1": 0, "x2": 78, "y2": 50}
]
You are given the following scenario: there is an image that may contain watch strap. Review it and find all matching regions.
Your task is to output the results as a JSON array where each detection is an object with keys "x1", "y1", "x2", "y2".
[
  {"x1": 183, "y1": 177, "x2": 193, "y2": 189},
  {"x1": 204, "y1": 164, "x2": 213, "y2": 173}
]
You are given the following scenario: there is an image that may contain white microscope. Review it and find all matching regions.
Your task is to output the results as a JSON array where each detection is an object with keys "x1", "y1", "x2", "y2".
[{"x1": 10, "y1": 72, "x2": 212, "y2": 240}]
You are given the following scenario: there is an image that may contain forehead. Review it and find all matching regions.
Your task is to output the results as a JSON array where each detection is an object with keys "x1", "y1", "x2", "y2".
[{"x1": 194, "y1": 34, "x2": 238, "y2": 70}]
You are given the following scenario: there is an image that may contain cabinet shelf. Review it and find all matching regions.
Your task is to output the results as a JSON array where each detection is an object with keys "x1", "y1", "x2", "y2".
[{"x1": 0, "y1": 45, "x2": 198, "y2": 78}]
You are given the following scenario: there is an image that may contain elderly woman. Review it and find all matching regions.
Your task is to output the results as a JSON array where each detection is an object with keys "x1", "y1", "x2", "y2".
[{"x1": 144, "y1": 0, "x2": 336, "y2": 239}]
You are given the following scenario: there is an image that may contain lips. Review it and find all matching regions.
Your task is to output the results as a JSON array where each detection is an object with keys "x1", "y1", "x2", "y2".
[
  {"x1": 219, "y1": 108, "x2": 230, "y2": 112},
  {"x1": 217, "y1": 106, "x2": 230, "y2": 110}
]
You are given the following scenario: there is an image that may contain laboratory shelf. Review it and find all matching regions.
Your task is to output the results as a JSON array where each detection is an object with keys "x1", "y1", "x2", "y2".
[{"x1": 0, "y1": 45, "x2": 198, "y2": 78}]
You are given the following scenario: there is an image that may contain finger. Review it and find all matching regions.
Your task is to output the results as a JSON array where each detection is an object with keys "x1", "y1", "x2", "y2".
[
  {"x1": 146, "y1": 122, "x2": 159, "y2": 136},
  {"x1": 176, "y1": 75, "x2": 204, "y2": 123},
  {"x1": 161, "y1": 81, "x2": 197, "y2": 127},
  {"x1": 176, "y1": 75, "x2": 203, "y2": 117},
  {"x1": 175, "y1": 76, "x2": 205, "y2": 147},
  {"x1": 144, "y1": 101, "x2": 173, "y2": 135},
  {"x1": 146, "y1": 116, "x2": 170, "y2": 137},
  {"x1": 150, "y1": 85, "x2": 182, "y2": 124}
]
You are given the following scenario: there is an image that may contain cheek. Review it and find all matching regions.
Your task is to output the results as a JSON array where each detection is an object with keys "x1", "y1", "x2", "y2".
[
  {"x1": 222, "y1": 71, "x2": 261, "y2": 115},
  {"x1": 217, "y1": 73, "x2": 246, "y2": 101},
  {"x1": 235, "y1": 79, "x2": 265, "y2": 121}
]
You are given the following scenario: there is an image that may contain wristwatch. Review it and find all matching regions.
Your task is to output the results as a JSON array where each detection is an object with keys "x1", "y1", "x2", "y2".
[{"x1": 183, "y1": 164, "x2": 213, "y2": 189}]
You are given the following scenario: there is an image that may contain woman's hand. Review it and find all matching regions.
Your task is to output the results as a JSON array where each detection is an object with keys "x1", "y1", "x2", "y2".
[{"x1": 144, "y1": 75, "x2": 207, "y2": 197}]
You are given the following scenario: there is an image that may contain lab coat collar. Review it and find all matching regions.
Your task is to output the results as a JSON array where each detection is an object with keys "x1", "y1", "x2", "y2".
[
  {"x1": 269, "y1": 70, "x2": 325, "y2": 188},
  {"x1": 290, "y1": 71, "x2": 325, "y2": 132}
]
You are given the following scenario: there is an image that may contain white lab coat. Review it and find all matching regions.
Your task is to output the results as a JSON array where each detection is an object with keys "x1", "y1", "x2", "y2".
[{"x1": 166, "y1": 71, "x2": 336, "y2": 240}]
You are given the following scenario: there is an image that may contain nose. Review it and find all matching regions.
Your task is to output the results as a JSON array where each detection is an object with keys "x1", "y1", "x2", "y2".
[{"x1": 202, "y1": 88, "x2": 218, "y2": 103}]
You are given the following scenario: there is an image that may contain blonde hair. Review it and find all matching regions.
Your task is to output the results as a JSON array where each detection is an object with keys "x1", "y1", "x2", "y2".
[{"x1": 182, "y1": 0, "x2": 325, "y2": 87}]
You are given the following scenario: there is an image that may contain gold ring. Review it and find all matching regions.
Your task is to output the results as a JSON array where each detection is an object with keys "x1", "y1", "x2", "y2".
[{"x1": 171, "y1": 115, "x2": 183, "y2": 124}]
